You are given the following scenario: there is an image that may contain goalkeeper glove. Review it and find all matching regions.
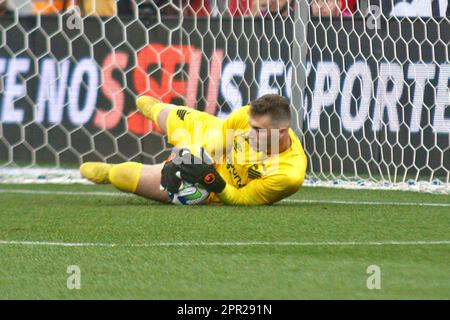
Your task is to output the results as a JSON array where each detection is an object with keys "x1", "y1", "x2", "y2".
[
  {"x1": 160, "y1": 149, "x2": 185, "y2": 193},
  {"x1": 177, "y1": 149, "x2": 226, "y2": 194}
]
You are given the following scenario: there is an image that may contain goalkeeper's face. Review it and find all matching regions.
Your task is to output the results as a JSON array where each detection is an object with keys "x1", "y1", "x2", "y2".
[{"x1": 248, "y1": 114, "x2": 288, "y2": 154}]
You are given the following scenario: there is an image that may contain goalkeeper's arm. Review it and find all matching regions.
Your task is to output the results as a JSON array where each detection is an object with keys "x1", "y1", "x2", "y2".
[{"x1": 213, "y1": 176, "x2": 300, "y2": 205}]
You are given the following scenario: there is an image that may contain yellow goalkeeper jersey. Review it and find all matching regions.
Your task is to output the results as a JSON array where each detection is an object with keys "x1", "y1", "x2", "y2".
[
  {"x1": 165, "y1": 103, "x2": 307, "y2": 205},
  {"x1": 207, "y1": 106, "x2": 307, "y2": 205}
]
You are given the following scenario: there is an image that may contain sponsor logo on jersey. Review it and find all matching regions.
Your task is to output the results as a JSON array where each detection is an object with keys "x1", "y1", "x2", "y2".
[{"x1": 226, "y1": 163, "x2": 244, "y2": 188}]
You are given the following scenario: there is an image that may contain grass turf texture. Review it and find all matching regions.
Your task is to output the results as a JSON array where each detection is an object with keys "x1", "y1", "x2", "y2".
[{"x1": 0, "y1": 184, "x2": 449, "y2": 299}]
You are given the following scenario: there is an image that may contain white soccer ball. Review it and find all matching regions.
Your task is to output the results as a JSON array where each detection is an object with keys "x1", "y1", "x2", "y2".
[{"x1": 168, "y1": 181, "x2": 210, "y2": 205}]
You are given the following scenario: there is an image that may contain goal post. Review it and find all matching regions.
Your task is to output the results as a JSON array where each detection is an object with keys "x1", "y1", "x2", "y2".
[{"x1": 0, "y1": 2, "x2": 448, "y2": 193}]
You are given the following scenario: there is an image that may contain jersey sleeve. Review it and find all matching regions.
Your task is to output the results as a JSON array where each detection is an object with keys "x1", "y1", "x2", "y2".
[{"x1": 216, "y1": 173, "x2": 302, "y2": 205}]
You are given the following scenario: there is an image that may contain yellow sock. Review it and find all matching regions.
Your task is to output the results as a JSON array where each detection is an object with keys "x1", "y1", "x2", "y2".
[
  {"x1": 80, "y1": 162, "x2": 113, "y2": 184},
  {"x1": 108, "y1": 162, "x2": 143, "y2": 193},
  {"x1": 136, "y1": 96, "x2": 166, "y2": 122}
]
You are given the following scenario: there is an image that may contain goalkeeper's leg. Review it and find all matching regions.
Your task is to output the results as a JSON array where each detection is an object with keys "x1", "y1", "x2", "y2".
[
  {"x1": 136, "y1": 96, "x2": 173, "y2": 134},
  {"x1": 136, "y1": 96, "x2": 222, "y2": 147},
  {"x1": 80, "y1": 96, "x2": 220, "y2": 202},
  {"x1": 80, "y1": 162, "x2": 169, "y2": 203}
]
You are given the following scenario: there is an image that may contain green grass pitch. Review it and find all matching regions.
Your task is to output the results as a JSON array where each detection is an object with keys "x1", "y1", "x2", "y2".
[{"x1": 0, "y1": 183, "x2": 448, "y2": 299}]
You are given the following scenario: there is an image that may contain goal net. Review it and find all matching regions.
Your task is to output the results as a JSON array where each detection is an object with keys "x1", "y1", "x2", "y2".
[{"x1": 0, "y1": 0, "x2": 448, "y2": 193}]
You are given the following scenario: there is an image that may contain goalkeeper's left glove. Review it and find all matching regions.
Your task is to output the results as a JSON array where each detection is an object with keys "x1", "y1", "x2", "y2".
[
  {"x1": 177, "y1": 149, "x2": 226, "y2": 194},
  {"x1": 160, "y1": 148, "x2": 187, "y2": 193},
  {"x1": 160, "y1": 160, "x2": 182, "y2": 193}
]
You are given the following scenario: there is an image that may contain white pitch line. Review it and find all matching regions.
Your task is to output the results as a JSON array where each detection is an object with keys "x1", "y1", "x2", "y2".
[
  {"x1": 283, "y1": 198, "x2": 450, "y2": 207},
  {"x1": 0, "y1": 188, "x2": 449, "y2": 207},
  {"x1": 0, "y1": 239, "x2": 449, "y2": 248},
  {"x1": 0, "y1": 189, "x2": 132, "y2": 197}
]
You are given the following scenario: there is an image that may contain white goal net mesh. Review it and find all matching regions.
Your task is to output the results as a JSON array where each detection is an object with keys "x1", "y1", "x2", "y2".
[{"x1": 0, "y1": 0, "x2": 448, "y2": 193}]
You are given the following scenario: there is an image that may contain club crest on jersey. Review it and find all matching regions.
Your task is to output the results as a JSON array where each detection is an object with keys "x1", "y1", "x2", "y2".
[{"x1": 233, "y1": 133, "x2": 248, "y2": 153}]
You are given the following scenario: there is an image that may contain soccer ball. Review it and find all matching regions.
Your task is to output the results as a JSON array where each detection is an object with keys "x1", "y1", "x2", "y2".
[{"x1": 168, "y1": 181, "x2": 210, "y2": 205}]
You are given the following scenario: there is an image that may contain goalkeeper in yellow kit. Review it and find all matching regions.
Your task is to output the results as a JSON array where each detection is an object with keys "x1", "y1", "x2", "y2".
[{"x1": 80, "y1": 94, "x2": 307, "y2": 205}]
